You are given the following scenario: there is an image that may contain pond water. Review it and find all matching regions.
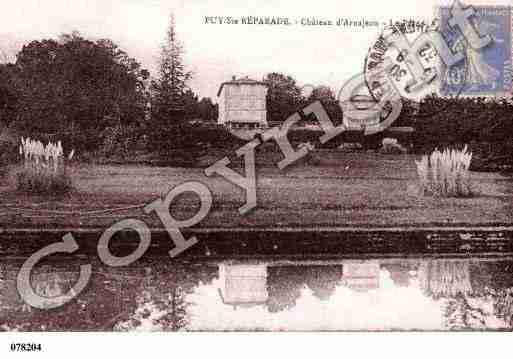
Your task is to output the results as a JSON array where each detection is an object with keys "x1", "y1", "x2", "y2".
[{"x1": 1, "y1": 256, "x2": 513, "y2": 331}]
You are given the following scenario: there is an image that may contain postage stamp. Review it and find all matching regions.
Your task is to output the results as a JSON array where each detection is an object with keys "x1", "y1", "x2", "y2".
[
  {"x1": 439, "y1": 5, "x2": 512, "y2": 96},
  {"x1": 362, "y1": 2, "x2": 512, "y2": 129}
]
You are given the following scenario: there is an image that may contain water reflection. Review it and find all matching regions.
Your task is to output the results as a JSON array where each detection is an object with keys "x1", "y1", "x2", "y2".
[{"x1": 1, "y1": 258, "x2": 513, "y2": 331}]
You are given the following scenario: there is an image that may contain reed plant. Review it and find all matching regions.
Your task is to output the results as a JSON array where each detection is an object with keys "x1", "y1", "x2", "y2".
[
  {"x1": 415, "y1": 145, "x2": 473, "y2": 197},
  {"x1": 16, "y1": 137, "x2": 75, "y2": 194},
  {"x1": 418, "y1": 260, "x2": 473, "y2": 299}
]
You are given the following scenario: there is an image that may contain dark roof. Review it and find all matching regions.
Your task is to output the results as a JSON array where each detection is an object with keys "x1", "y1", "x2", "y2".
[{"x1": 217, "y1": 76, "x2": 267, "y2": 97}]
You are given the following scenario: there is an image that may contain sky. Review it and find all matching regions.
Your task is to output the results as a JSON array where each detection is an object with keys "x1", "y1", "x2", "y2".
[
  {"x1": 186, "y1": 268, "x2": 447, "y2": 331},
  {"x1": 0, "y1": 0, "x2": 506, "y2": 100},
  {"x1": 185, "y1": 267, "x2": 506, "y2": 331}
]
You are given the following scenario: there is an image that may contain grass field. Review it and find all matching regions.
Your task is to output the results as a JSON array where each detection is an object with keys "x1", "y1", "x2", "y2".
[{"x1": 1, "y1": 152, "x2": 512, "y2": 228}]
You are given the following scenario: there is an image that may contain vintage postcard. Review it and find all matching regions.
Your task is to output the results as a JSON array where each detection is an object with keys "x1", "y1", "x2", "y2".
[{"x1": 0, "y1": 0, "x2": 513, "y2": 355}]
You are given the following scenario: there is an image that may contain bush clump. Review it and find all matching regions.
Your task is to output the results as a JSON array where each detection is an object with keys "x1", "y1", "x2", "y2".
[
  {"x1": 379, "y1": 138, "x2": 407, "y2": 154},
  {"x1": 415, "y1": 145, "x2": 473, "y2": 197},
  {"x1": 16, "y1": 137, "x2": 74, "y2": 195}
]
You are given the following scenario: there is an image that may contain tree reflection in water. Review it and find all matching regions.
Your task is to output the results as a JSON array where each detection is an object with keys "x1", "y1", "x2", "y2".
[
  {"x1": 304, "y1": 266, "x2": 345, "y2": 301},
  {"x1": 418, "y1": 259, "x2": 513, "y2": 330},
  {"x1": 267, "y1": 265, "x2": 344, "y2": 313},
  {"x1": 0, "y1": 261, "x2": 217, "y2": 331},
  {"x1": 418, "y1": 260, "x2": 473, "y2": 299},
  {"x1": 2, "y1": 258, "x2": 513, "y2": 331}
]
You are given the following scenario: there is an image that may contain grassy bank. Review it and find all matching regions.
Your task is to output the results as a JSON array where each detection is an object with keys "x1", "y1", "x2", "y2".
[{"x1": 0, "y1": 153, "x2": 512, "y2": 229}]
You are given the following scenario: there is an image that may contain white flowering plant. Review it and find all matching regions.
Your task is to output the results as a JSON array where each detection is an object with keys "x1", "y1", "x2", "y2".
[
  {"x1": 415, "y1": 145, "x2": 473, "y2": 197},
  {"x1": 16, "y1": 137, "x2": 75, "y2": 194}
]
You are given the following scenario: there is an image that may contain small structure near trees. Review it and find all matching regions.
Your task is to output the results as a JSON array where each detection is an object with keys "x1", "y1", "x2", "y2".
[
  {"x1": 217, "y1": 76, "x2": 268, "y2": 130},
  {"x1": 218, "y1": 263, "x2": 268, "y2": 309}
]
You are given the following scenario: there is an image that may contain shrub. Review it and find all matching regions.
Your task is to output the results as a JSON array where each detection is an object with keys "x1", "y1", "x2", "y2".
[
  {"x1": 0, "y1": 126, "x2": 19, "y2": 169},
  {"x1": 99, "y1": 125, "x2": 146, "y2": 160},
  {"x1": 301, "y1": 143, "x2": 322, "y2": 166},
  {"x1": 415, "y1": 145, "x2": 473, "y2": 197},
  {"x1": 468, "y1": 141, "x2": 513, "y2": 172},
  {"x1": 379, "y1": 138, "x2": 407, "y2": 154},
  {"x1": 16, "y1": 137, "x2": 74, "y2": 195},
  {"x1": 338, "y1": 142, "x2": 363, "y2": 153}
]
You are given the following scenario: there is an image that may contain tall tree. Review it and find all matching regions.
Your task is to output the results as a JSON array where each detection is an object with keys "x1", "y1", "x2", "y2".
[
  {"x1": 183, "y1": 89, "x2": 199, "y2": 120},
  {"x1": 0, "y1": 63, "x2": 18, "y2": 126},
  {"x1": 307, "y1": 85, "x2": 343, "y2": 122},
  {"x1": 263, "y1": 72, "x2": 304, "y2": 124},
  {"x1": 196, "y1": 97, "x2": 218, "y2": 123},
  {"x1": 150, "y1": 14, "x2": 192, "y2": 127},
  {"x1": 11, "y1": 32, "x2": 149, "y2": 151}
]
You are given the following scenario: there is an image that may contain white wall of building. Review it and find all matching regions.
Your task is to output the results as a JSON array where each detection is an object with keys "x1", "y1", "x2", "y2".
[{"x1": 218, "y1": 83, "x2": 267, "y2": 127}]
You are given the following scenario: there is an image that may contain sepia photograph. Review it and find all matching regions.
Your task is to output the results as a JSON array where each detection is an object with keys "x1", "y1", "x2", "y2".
[{"x1": 0, "y1": 0, "x2": 512, "y2": 356}]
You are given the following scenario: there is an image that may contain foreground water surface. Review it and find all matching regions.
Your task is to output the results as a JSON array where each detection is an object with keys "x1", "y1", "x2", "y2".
[{"x1": 1, "y1": 255, "x2": 513, "y2": 331}]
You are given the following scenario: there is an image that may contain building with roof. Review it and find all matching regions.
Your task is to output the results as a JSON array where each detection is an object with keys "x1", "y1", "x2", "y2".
[
  {"x1": 341, "y1": 260, "x2": 380, "y2": 292},
  {"x1": 218, "y1": 263, "x2": 268, "y2": 309},
  {"x1": 217, "y1": 76, "x2": 268, "y2": 130}
]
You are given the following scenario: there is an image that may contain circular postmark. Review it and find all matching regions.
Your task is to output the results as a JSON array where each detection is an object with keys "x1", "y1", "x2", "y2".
[{"x1": 363, "y1": 19, "x2": 470, "y2": 119}]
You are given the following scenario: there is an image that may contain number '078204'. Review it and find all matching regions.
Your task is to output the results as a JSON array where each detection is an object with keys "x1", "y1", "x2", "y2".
[{"x1": 10, "y1": 343, "x2": 42, "y2": 352}]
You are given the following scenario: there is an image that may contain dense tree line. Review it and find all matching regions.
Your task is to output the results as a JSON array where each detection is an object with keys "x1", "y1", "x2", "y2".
[
  {"x1": 0, "y1": 25, "x2": 218, "y2": 157},
  {"x1": 263, "y1": 73, "x2": 342, "y2": 124},
  {"x1": 1, "y1": 14, "x2": 512, "y2": 170},
  {"x1": 412, "y1": 95, "x2": 513, "y2": 170},
  {"x1": 0, "y1": 20, "x2": 342, "y2": 163},
  {"x1": 1, "y1": 33, "x2": 151, "y2": 151}
]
